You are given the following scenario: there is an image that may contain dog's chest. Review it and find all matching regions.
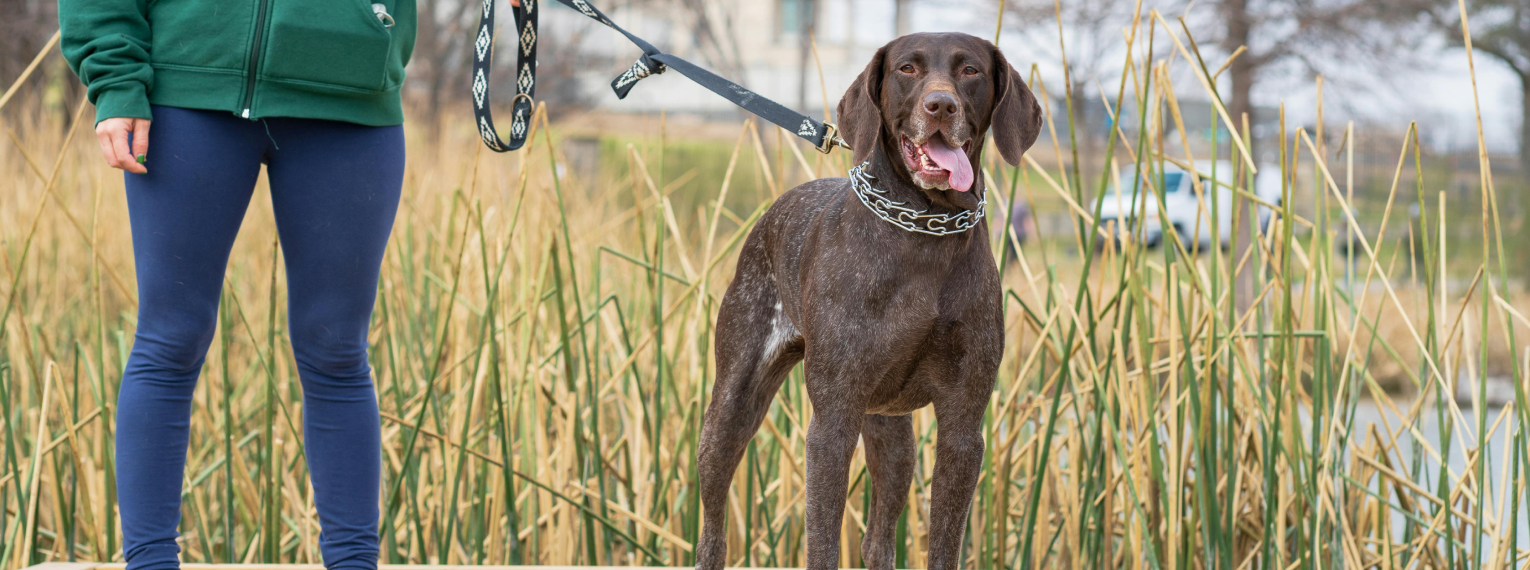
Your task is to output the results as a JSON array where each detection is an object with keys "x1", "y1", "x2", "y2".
[
  {"x1": 814, "y1": 257, "x2": 991, "y2": 414},
  {"x1": 859, "y1": 301, "x2": 978, "y2": 414}
]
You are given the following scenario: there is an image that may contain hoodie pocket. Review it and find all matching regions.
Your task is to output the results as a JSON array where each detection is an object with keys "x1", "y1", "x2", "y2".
[{"x1": 262, "y1": 0, "x2": 393, "y2": 92}]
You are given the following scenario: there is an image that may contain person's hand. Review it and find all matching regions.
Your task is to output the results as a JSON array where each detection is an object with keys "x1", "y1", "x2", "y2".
[
  {"x1": 96, "y1": 117, "x2": 150, "y2": 174},
  {"x1": 510, "y1": 0, "x2": 520, "y2": 6}
]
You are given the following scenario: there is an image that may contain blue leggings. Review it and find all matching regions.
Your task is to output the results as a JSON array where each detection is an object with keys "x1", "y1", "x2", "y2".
[{"x1": 116, "y1": 105, "x2": 402, "y2": 570}]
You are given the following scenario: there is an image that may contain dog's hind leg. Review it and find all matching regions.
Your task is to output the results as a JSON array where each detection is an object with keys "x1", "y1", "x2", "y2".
[
  {"x1": 860, "y1": 413, "x2": 915, "y2": 570},
  {"x1": 695, "y1": 271, "x2": 802, "y2": 570}
]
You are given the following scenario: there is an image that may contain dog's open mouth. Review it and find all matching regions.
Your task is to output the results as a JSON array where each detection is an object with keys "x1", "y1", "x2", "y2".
[{"x1": 901, "y1": 133, "x2": 974, "y2": 192}]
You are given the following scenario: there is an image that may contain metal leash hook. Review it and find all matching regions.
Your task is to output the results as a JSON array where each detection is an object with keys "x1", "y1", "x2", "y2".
[
  {"x1": 371, "y1": 4, "x2": 395, "y2": 27},
  {"x1": 815, "y1": 121, "x2": 850, "y2": 154}
]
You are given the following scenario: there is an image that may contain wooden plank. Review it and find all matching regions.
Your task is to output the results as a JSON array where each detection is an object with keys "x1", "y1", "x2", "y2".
[
  {"x1": 21, "y1": 563, "x2": 99, "y2": 570},
  {"x1": 86, "y1": 566, "x2": 697, "y2": 570},
  {"x1": 28, "y1": 565, "x2": 815, "y2": 570},
  {"x1": 89, "y1": 566, "x2": 699, "y2": 570}
]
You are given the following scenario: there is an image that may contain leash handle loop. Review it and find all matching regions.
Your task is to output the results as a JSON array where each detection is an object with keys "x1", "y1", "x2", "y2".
[{"x1": 472, "y1": 0, "x2": 536, "y2": 152}]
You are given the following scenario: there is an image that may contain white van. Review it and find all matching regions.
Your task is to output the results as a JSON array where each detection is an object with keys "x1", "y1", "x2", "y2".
[{"x1": 1094, "y1": 159, "x2": 1283, "y2": 249}]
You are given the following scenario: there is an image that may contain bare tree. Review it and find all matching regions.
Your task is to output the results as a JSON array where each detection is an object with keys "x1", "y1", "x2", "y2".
[
  {"x1": 618, "y1": 0, "x2": 749, "y2": 85},
  {"x1": 1003, "y1": 0, "x2": 1138, "y2": 160},
  {"x1": 798, "y1": 0, "x2": 819, "y2": 111},
  {"x1": 0, "y1": 0, "x2": 53, "y2": 84},
  {"x1": 674, "y1": 0, "x2": 748, "y2": 81},
  {"x1": 1416, "y1": 0, "x2": 1530, "y2": 169},
  {"x1": 1004, "y1": 0, "x2": 1419, "y2": 311},
  {"x1": 1002, "y1": 0, "x2": 1421, "y2": 151},
  {"x1": 896, "y1": 0, "x2": 913, "y2": 37},
  {"x1": 410, "y1": 0, "x2": 479, "y2": 136},
  {"x1": 1186, "y1": 1, "x2": 1422, "y2": 312},
  {"x1": 0, "y1": 0, "x2": 80, "y2": 124},
  {"x1": 412, "y1": 0, "x2": 610, "y2": 135},
  {"x1": 1004, "y1": 0, "x2": 1137, "y2": 93},
  {"x1": 1192, "y1": 0, "x2": 1423, "y2": 147}
]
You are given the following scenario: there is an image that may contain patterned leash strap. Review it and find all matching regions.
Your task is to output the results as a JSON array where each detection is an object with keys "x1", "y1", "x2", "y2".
[{"x1": 471, "y1": 0, "x2": 850, "y2": 153}]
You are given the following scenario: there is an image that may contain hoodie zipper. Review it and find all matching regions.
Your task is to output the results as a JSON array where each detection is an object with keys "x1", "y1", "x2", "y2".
[{"x1": 240, "y1": 0, "x2": 272, "y2": 118}]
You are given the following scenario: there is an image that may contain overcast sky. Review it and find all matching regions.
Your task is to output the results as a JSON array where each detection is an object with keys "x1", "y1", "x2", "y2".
[{"x1": 902, "y1": 0, "x2": 1522, "y2": 154}]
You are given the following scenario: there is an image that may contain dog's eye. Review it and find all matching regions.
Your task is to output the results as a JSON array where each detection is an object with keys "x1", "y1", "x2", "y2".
[
  {"x1": 900, "y1": 64, "x2": 917, "y2": 74},
  {"x1": 963, "y1": 66, "x2": 980, "y2": 76}
]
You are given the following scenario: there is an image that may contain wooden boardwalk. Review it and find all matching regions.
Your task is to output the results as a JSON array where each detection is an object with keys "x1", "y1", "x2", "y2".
[{"x1": 23, "y1": 565, "x2": 801, "y2": 570}]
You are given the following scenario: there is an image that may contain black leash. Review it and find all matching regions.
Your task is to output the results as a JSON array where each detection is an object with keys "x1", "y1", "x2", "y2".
[{"x1": 470, "y1": 0, "x2": 849, "y2": 154}]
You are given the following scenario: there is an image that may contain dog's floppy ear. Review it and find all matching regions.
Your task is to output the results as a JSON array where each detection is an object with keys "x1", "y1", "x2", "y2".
[
  {"x1": 990, "y1": 47, "x2": 1042, "y2": 166},
  {"x1": 836, "y1": 45, "x2": 888, "y2": 165}
]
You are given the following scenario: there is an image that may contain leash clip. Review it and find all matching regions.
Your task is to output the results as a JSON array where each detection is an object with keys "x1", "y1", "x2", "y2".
[
  {"x1": 372, "y1": 3, "x2": 395, "y2": 27},
  {"x1": 815, "y1": 121, "x2": 850, "y2": 154}
]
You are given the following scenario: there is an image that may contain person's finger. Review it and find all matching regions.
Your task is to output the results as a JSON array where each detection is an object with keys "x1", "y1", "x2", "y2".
[
  {"x1": 117, "y1": 121, "x2": 147, "y2": 174},
  {"x1": 96, "y1": 129, "x2": 121, "y2": 170},
  {"x1": 130, "y1": 119, "x2": 151, "y2": 171},
  {"x1": 110, "y1": 126, "x2": 139, "y2": 174},
  {"x1": 96, "y1": 119, "x2": 126, "y2": 169},
  {"x1": 510, "y1": 0, "x2": 520, "y2": 7}
]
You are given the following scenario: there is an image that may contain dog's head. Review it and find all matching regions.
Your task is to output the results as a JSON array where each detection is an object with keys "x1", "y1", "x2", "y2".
[{"x1": 836, "y1": 33, "x2": 1042, "y2": 206}]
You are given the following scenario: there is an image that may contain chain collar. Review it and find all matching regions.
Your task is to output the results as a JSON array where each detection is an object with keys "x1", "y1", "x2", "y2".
[{"x1": 848, "y1": 161, "x2": 985, "y2": 236}]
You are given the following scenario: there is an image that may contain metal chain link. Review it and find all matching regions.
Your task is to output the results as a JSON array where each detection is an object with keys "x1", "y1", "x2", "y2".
[{"x1": 848, "y1": 161, "x2": 986, "y2": 236}]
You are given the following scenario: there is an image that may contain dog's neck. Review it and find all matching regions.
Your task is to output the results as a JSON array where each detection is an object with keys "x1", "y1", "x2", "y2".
[{"x1": 862, "y1": 133, "x2": 986, "y2": 215}]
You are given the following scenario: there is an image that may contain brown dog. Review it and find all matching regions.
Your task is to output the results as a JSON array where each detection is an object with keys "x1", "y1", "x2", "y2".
[{"x1": 694, "y1": 32, "x2": 1042, "y2": 570}]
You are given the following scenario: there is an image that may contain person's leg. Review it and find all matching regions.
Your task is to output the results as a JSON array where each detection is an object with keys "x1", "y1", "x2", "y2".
[
  {"x1": 116, "y1": 105, "x2": 265, "y2": 570},
  {"x1": 262, "y1": 117, "x2": 403, "y2": 570}
]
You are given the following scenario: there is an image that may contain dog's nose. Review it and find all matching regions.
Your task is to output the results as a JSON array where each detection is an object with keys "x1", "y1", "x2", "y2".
[{"x1": 922, "y1": 91, "x2": 958, "y2": 121}]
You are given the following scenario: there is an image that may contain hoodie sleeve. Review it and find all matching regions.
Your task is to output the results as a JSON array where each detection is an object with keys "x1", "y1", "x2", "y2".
[{"x1": 58, "y1": 0, "x2": 154, "y2": 124}]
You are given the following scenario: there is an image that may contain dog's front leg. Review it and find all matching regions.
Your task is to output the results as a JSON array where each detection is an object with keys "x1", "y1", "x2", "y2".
[
  {"x1": 861, "y1": 413, "x2": 915, "y2": 570},
  {"x1": 804, "y1": 374, "x2": 867, "y2": 570},
  {"x1": 925, "y1": 397, "x2": 988, "y2": 570}
]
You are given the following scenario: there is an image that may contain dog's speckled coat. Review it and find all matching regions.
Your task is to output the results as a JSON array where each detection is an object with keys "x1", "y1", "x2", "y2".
[{"x1": 694, "y1": 32, "x2": 1043, "y2": 570}]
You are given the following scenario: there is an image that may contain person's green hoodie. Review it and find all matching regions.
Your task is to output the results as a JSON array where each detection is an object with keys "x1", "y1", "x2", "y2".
[{"x1": 59, "y1": 0, "x2": 417, "y2": 126}]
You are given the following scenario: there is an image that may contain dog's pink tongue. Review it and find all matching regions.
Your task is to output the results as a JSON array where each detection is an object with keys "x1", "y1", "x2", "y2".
[{"x1": 924, "y1": 137, "x2": 973, "y2": 192}]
